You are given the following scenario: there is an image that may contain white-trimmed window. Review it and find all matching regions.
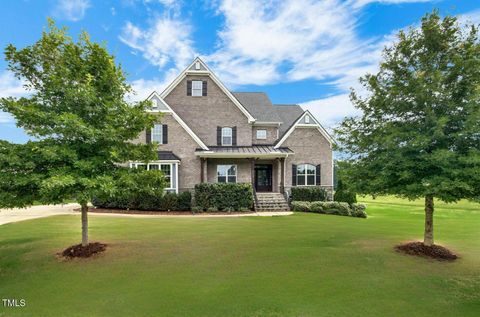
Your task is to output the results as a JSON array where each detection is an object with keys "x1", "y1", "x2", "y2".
[
  {"x1": 131, "y1": 163, "x2": 174, "y2": 189},
  {"x1": 192, "y1": 80, "x2": 203, "y2": 96},
  {"x1": 297, "y1": 164, "x2": 316, "y2": 186},
  {"x1": 152, "y1": 124, "x2": 163, "y2": 143},
  {"x1": 305, "y1": 115, "x2": 310, "y2": 124},
  {"x1": 256, "y1": 129, "x2": 267, "y2": 140},
  {"x1": 217, "y1": 165, "x2": 237, "y2": 183},
  {"x1": 221, "y1": 127, "x2": 232, "y2": 146}
]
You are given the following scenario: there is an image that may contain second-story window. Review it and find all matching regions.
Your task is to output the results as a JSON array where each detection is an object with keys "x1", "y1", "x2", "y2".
[
  {"x1": 221, "y1": 127, "x2": 232, "y2": 146},
  {"x1": 256, "y1": 129, "x2": 267, "y2": 140},
  {"x1": 192, "y1": 80, "x2": 203, "y2": 96},
  {"x1": 152, "y1": 124, "x2": 163, "y2": 143}
]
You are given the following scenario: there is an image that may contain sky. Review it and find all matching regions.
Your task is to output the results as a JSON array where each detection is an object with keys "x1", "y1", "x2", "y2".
[{"x1": 0, "y1": 0, "x2": 479, "y2": 143}]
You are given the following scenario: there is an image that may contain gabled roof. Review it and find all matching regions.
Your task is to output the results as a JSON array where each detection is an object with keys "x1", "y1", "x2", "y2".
[
  {"x1": 273, "y1": 104, "x2": 305, "y2": 137},
  {"x1": 233, "y1": 92, "x2": 282, "y2": 123},
  {"x1": 160, "y1": 57, "x2": 256, "y2": 123},
  {"x1": 275, "y1": 109, "x2": 334, "y2": 148},
  {"x1": 146, "y1": 92, "x2": 209, "y2": 150}
]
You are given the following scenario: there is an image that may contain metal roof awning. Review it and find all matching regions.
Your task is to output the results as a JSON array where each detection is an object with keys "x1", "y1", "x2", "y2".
[
  {"x1": 195, "y1": 145, "x2": 293, "y2": 158},
  {"x1": 157, "y1": 151, "x2": 181, "y2": 161}
]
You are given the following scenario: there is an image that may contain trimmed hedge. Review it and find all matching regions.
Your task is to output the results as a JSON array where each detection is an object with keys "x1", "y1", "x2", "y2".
[
  {"x1": 291, "y1": 201, "x2": 367, "y2": 218},
  {"x1": 194, "y1": 183, "x2": 254, "y2": 212},
  {"x1": 291, "y1": 187, "x2": 327, "y2": 202},
  {"x1": 92, "y1": 191, "x2": 192, "y2": 211}
]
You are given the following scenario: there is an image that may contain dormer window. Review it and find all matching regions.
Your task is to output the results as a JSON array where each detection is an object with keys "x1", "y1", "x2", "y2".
[
  {"x1": 305, "y1": 115, "x2": 310, "y2": 124},
  {"x1": 192, "y1": 80, "x2": 203, "y2": 96},
  {"x1": 221, "y1": 127, "x2": 232, "y2": 146}
]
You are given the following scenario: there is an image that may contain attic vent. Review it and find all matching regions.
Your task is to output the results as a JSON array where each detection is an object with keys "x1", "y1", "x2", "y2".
[
  {"x1": 195, "y1": 61, "x2": 200, "y2": 70},
  {"x1": 305, "y1": 115, "x2": 310, "y2": 124}
]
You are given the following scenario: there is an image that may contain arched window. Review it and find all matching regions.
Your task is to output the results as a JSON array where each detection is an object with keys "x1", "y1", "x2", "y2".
[
  {"x1": 297, "y1": 164, "x2": 316, "y2": 186},
  {"x1": 221, "y1": 127, "x2": 233, "y2": 146}
]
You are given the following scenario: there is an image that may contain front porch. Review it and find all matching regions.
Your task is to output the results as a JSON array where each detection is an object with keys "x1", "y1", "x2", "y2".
[{"x1": 195, "y1": 145, "x2": 293, "y2": 194}]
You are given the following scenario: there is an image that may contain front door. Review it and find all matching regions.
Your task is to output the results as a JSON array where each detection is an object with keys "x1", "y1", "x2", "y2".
[{"x1": 254, "y1": 164, "x2": 273, "y2": 192}]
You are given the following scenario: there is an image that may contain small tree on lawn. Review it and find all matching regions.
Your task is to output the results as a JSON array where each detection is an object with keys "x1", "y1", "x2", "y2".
[
  {"x1": 336, "y1": 11, "x2": 480, "y2": 247},
  {"x1": 0, "y1": 20, "x2": 160, "y2": 249}
]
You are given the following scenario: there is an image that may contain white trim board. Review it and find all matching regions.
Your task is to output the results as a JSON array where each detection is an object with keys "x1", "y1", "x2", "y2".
[
  {"x1": 274, "y1": 110, "x2": 334, "y2": 148},
  {"x1": 159, "y1": 57, "x2": 256, "y2": 123},
  {"x1": 146, "y1": 91, "x2": 209, "y2": 150}
]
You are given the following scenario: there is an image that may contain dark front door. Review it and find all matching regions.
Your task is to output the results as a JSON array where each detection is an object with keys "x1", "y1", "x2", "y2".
[{"x1": 254, "y1": 164, "x2": 273, "y2": 192}]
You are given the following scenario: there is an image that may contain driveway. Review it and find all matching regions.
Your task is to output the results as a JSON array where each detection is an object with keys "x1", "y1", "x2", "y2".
[{"x1": 0, "y1": 203, "x2": 79, "y2": 225}]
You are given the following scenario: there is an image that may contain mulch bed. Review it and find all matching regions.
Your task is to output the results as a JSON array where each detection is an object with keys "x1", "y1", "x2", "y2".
[
  {"x1": 80, "y1": 207, "x2": 256, "y2": 216},
  {"x1": 62, "y1": 242, "x2": 107, "y2": 258},
  {"x1": 395, "y1": 241, "x2": 458, "y2": 261}
]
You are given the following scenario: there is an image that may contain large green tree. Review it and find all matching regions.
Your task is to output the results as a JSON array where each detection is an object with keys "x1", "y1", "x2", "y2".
[
  {"x1": 0, "y1": 20, "x2": 160, "y2": 247},
  {"x1": 336, "y1": 12, "x2": 480, "y2": 246}
]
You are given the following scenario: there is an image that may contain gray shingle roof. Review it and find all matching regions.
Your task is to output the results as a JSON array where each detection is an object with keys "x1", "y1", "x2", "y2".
[
  {"x1": 157, "y1": 151, "x2": 180, "y2": 160},
  {"x1": 233, "y1": 92, "x2": 282, "y2": 123},
  {"x1": 273, "y1": 104, "x2": 304, "y2": 138}
]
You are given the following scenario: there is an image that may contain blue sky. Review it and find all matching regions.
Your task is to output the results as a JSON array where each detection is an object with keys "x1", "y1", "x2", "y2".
[{"x1": 1, "y1": 0, "x2": 479, "y2": 143}]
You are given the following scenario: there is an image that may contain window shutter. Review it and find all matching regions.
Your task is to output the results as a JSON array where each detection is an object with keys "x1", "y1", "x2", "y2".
[
  {"x1": 187, "y1": 80, "x2": 192, "y2": 96},
  {"x1": 316, "y1": 164, "x2": 321, "y2": 185},
  {"x1": 232, "y1": 126, "x2": 237, "y2": 146},
  {"x1": 292, "y1": 164, "x2": 297, "y2": 186},
  {"x1": 146, "y1": 128, "x2": 151, "y2": 144},
  {"x1": 162, "y1": 124, "x2": 168, "y2": 144},
  {"x1": 202, "y1": 80, "x2": 207, "y2": 96},
  {"x1": 217, "y1": 126, "x2": 222, "y2": 146}
]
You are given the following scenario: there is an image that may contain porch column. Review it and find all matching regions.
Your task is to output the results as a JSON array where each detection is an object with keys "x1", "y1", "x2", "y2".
[
  {"x1": 280, "y1": 157, "x2": 285, "y2": 194},
  {"x1": 250, "y1": 158, "x2": 256, "y2": 192},
  {"x1": 200, "y1": 158, "x2": 207, "y2": 183}
]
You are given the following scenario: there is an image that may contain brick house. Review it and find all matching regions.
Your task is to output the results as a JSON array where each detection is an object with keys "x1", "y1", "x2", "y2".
[{"x1": 132, "y1": 58, "x2": 334, "y2": 210}]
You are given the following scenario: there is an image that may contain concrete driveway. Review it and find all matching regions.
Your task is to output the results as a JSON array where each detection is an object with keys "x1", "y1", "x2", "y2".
[{"x1": 0, "y1": 203, "x2": 79, "y2": 225}]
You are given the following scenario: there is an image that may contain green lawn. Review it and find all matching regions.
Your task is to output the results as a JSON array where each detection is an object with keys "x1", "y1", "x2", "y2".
[{"x1": 0, "y1": 198, "x2": 479, "y2": 317}]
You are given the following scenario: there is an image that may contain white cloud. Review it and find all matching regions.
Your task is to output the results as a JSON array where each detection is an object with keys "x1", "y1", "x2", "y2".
[
  {"x1": 0, "y1": 71, "x2": 28, "y2": 125},
  {"x1": 350, "y1": 0, "x2": 433, "y2": 9},
  {"x1": 53, "y1": 0, "x2": 91, "y2": 22},
  {"x1": 119, "y1": 16, "x2": 195, "y2": 70},
  {"x1": 300, "y1": 94, "x2": 362, "y2": 131}
]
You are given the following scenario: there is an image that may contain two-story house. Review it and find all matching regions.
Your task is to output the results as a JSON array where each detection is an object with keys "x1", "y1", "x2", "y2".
[{"x1": 132, "y1": 58, "x2": 333, "y2": 211}]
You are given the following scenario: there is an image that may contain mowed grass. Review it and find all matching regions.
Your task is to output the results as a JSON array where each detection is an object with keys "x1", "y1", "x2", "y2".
[{"x1": 0, "y1": 197, "x2": 479, "y2": 317}]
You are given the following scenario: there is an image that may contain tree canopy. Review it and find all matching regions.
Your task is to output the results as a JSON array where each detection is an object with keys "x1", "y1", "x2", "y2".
[
  {"x1": 335, "y1": 11, "x2": 480, "y2": 245},
  {"x1": 0, "y1": 20, "x2": 161, "y2": 247}
]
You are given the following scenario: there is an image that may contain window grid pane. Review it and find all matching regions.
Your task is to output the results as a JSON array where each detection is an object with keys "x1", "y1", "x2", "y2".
[
  {"x1": 296, "y1": 164, "x2": 316, "y2": 186},
  {"x1": 192, "y1": 80, "x2": 203, "y2": 96},
  {"x1": 222, "y1": 127, "x2": 233, "y2": 146},
  {"x1": 217, "y1": 165, "x2": 236, "y2": 183},
  {"x1": 256, "y1": 129, "x2": 267, "y2": 139},
  {"x1": 152, "y1": 124, "x2": 163, "y2": 143}
]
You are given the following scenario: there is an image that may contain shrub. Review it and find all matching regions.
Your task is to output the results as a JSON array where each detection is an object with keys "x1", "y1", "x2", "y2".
[
  {"x1": 334, "y1": 180, "x2": 357, "y2": 204},
  {"x1": 292, "y1": 201, "x2": 366, "y2": 218},
  {"x1": 351, "y1": 203, "x2": 367, "y2": 218},
  {"x1": 207, "y1": 206, "x2": 218, "y2": 212},
  {"x1": 177, "y1": 191, "x2": 192, "y2": 211},
  {"x1": 309, "y1": 201, "x2": 325, "y2": 213},
  {"x1": 291, "y1": 187, "x2": 327, "y2": 202},
  {"x1": 191, "y1": 206, "x2": 203, "y2": 213},
  {"x1": 337, "y1": 202, "x2": 352, "y2": 216},
  {"x1": 194, "y1": 183, "x2": 254, "y2": 211},
  {"x1": 92, "y1": 170, "x2": 191, "y2": 212},
  {"x1": 291, "y1": 201, "x2": 312, "y2": 212}
]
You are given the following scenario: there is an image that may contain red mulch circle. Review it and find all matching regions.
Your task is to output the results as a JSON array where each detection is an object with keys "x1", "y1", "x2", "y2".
[
  {"x1": 62, "y1": 242, "x2": 107, "y2": 258},
  {"x1": 395, "y1": 241, "x2": 458, "y2": 261}
]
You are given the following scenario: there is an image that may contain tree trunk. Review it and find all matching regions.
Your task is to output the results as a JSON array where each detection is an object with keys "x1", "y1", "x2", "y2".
[
  {"x1": 423, "y1": 195, "x2": 434, "y2": 246},
  {"x1": 81, "y1": 203, "x2": 89, "y2": 247}
]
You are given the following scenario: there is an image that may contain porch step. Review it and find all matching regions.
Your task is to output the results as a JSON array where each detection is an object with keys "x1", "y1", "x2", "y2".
[{"x1": 255, "y1": 193, "x2": 290, "y2": 212}]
